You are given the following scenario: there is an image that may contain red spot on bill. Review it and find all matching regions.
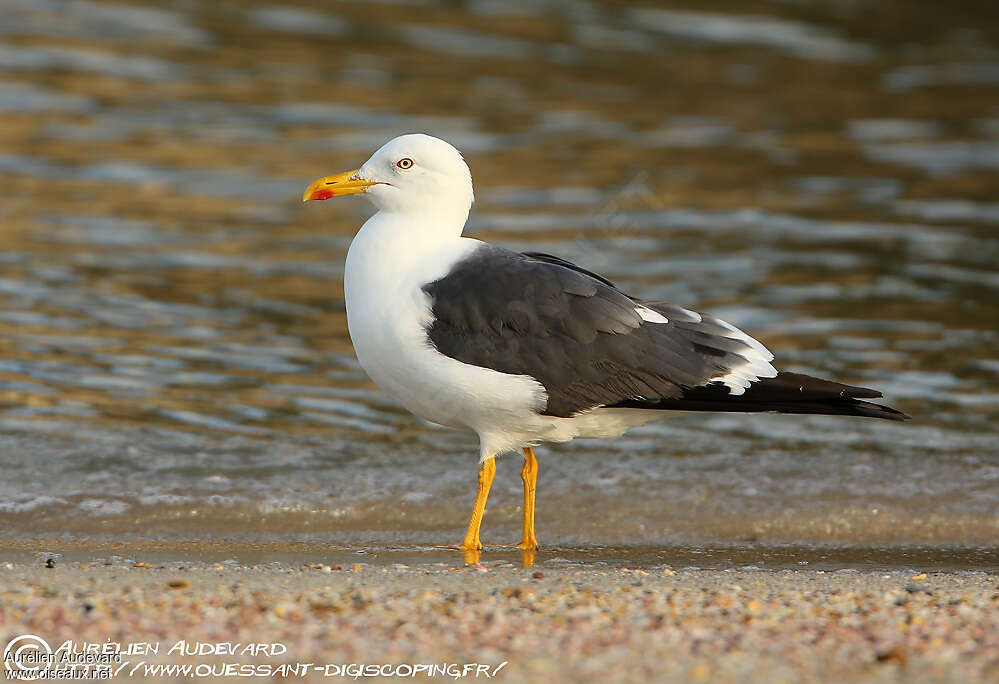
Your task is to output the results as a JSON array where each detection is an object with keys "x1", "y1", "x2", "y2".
[{"x1": 310, "y1": 189, "x2": 335, "y2": 201}]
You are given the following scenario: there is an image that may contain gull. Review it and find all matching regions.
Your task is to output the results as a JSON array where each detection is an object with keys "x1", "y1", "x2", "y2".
[{"x1": 303, "y1": 134, "x2": 907, "y2": 556}]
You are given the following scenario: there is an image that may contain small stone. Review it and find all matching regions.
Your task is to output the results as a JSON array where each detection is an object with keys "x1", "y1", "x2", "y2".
[
  {"x1": 532, "y1": 571, "x2": 544, "y2": 579},
  {"x1": 875, "y1": 645, "x2": 908, "y2": 666},
  {"x1": 691, "y1": 663, "x2": 711, "y2": 681},
  {"x1": 167, "y1": 580, "x2": 190, "y2": 589}
]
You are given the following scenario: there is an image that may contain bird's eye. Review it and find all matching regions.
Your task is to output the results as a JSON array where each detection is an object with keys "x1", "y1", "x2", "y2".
[{"x1": 396, "y1": 158, "x2": 414, "y2": 170}]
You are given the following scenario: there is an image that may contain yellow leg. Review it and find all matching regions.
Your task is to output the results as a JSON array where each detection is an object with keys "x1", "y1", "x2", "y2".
[
  {"x1": 460, "y1": 457, "x2": 496, "y2": 551},
  {"x1": 518, "y1": 447, "x2": 540, "y2": 550}
]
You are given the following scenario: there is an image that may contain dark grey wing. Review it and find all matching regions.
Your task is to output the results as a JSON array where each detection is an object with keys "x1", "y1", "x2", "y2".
[
  {"x1": 421, "y1": 245, "x2": 776, "y2": 417},
  {"x1": 519, "y1": 251, "x2": 617, "y2": 288}
]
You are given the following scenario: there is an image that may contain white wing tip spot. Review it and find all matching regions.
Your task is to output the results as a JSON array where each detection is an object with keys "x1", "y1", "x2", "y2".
[
  {"x1": 706, "y1": 318, "x2": 779, "y2": 394},
  {"x1": 636, "y1": 306, "x2": 669, "y2": 324}
]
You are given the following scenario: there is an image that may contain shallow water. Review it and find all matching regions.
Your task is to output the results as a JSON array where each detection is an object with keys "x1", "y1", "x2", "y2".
[{"x1": 0, "y1": 0, "x2": 996, "y2": 566}]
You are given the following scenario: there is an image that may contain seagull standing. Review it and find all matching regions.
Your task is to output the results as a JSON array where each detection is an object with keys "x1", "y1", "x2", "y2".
[{"x1": 303, "y1": 134, "x2": 907, "y2": 556}]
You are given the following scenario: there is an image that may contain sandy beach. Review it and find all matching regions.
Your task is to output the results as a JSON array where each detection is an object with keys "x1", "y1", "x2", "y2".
[{"x1": 2, "y1": 555, "x2": 997, "y2": 683}]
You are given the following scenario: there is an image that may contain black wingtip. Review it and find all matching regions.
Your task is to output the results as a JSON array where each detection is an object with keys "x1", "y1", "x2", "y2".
[
  {"x1": 849, "y1": 400, "x2": 911, "y2": 421},
  {"x1": 841, "y1": 385, "x2": 883, "y2": 400},
  {"x1": 609, "y1": 371, "x2": 911, "y2": 422}
]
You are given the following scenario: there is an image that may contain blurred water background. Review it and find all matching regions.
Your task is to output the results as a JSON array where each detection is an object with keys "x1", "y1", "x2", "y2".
[{"x1": 0, "y1": 0, "x2": 997, "y2": 567}]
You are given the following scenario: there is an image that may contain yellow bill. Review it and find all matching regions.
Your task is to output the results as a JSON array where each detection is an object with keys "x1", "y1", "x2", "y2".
[{"x1": 302, "y1": 169, "x2": 375, "y2": 201}]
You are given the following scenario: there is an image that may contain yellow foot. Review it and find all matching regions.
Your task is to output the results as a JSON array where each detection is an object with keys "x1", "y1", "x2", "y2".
[
  {"x1": 519, "y1": 447, "x2": 540, "y2": 551},
  {"x1": 461, "y1": 548, "x2": 482, "y2": 565},
  {"x1": 460, "y1": 457, "x2": 495, "y2": 555},
  {"x1": 520, "y1": 547, "x2": 537, "y2": 568}
]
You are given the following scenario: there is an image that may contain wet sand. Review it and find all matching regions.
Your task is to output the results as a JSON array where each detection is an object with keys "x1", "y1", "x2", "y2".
[{"x1": 2, "y1": 557, "x2": 997, "y2": 682}]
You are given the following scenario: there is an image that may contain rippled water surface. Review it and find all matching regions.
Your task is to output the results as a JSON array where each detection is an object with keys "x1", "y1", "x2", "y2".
[{"x1": 0, "y1": 0, "x2": 997, "y2": 565}]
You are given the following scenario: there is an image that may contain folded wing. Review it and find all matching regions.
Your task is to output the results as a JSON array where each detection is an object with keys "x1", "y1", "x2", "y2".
[{"x1": 422, "y1": 247, "x2": 800, "y2": 418}]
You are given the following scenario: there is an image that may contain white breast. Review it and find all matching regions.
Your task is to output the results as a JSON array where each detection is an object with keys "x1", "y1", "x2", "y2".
[{"x1": 344, "y1": 213, "x2": 549, "y2": 457}]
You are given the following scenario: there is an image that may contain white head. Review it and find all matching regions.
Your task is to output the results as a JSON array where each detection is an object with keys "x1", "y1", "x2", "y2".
[{"x1": 303, "y1": 134, "x2": 474, "y2": 222}]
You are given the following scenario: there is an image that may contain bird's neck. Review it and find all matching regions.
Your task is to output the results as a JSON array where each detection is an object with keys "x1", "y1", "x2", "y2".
[
  {"x1": 345, "y1": 208, "x2": 481, "y2": 316},
  {"x1": 345, "y1": 208, "x2": 466, "y2": 289},
  {"x1": 362, "y1": 205, "x2": 468, "y2": 252}
]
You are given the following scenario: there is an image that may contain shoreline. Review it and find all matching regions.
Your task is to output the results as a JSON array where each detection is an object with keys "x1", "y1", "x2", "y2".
[
  {"x1": 2, "y1": 558, "x2": 997, "y2": 682},
  {"x1": 2, "y1": 540, "x2": 998, "y2": 573}
]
